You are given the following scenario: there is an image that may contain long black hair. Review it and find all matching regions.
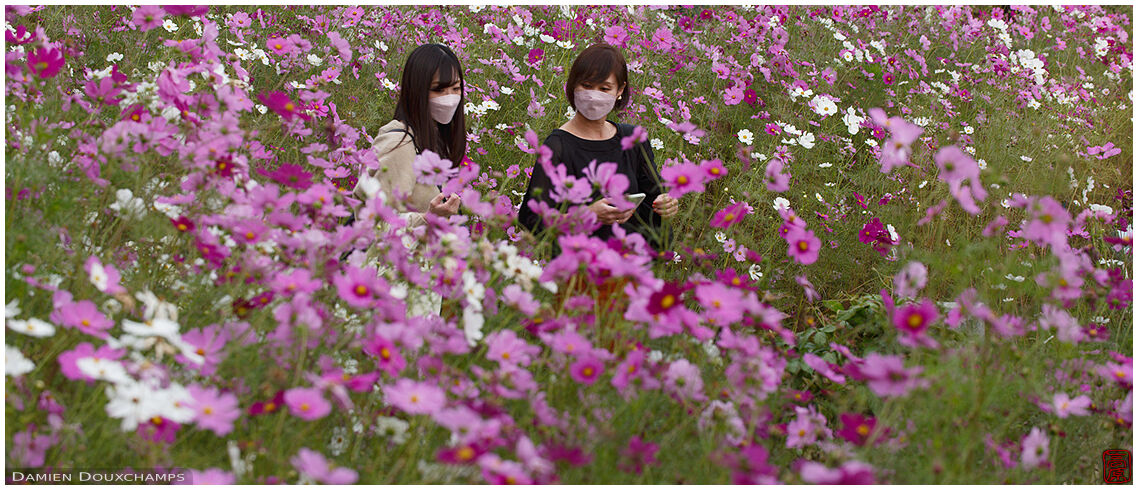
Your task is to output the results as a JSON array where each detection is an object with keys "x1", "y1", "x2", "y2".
[{"x1": 393, "y1": 44, "x2": 467, "y2": 164}]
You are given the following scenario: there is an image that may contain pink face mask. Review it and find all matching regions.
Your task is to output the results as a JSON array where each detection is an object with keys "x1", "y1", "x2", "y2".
[
  {"x1": 574, "y1": 89, "x2": 617, "y2": 121},
  {"x1": 429, "y1": 94, "x2": 461, "y2": 124}
]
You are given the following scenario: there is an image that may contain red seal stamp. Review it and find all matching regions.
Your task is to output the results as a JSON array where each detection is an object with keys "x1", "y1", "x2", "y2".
[{"x1": 1103, "y1": 449, "x2": 1132, "y2": 484}]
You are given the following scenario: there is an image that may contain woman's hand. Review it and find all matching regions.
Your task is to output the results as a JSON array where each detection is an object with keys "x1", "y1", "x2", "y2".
[
  {"x1": 589, "y1": 198, "x2": 635, "y2": 225},
  {"x1": 428, "y1": 192, "x2": 461, "y2": 217},
  {"x1": 652, "y1": 194, "x2": 679, "y2": 218}
]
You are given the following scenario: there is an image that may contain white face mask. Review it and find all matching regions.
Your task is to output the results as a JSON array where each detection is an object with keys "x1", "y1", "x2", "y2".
[
  {"x1": 429, "y1": 94, "x2": 461, "y2": 124},
  {"x1": 574, "y1": 89, "x2": 617, "y2": 121}
]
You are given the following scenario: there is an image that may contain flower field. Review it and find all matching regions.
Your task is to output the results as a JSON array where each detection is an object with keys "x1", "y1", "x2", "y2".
[{"x1": 4, "y1": 4, "x2": 1134, "y2": 484}]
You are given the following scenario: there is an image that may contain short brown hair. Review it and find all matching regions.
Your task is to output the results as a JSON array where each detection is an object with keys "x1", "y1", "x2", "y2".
[{"x1": 565, "y1": 43, "x2": 630, "y2": 112}]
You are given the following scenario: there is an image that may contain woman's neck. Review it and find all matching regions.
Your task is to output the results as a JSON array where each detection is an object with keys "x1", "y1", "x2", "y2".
[{"x1": 563, "y1": 114, "x2": 614, "y2": 140}]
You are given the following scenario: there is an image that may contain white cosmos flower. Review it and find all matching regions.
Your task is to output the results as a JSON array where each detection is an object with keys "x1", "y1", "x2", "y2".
[
  {"x1": 155, "y1": 382, "x2": 197, "y2": 424},
  {"x1": 773, "y1": 197, "x2": 791, "y2": 211},
  {"x1": 88, "y1": 262, "x2": 109, "y2": 292},
  {"x1": 7, "y1": 318, "x2": 56, "y2": 337},
  {"x1": 123, "y1": 318, "x2": 181, "y2": 342},
  {"x1": 6, "y1": 345, "x2": 34, "y2": 377},
  {"x1": 105, "y1": 380, "x2": 164, "y2": 431},
  {"x1": 77, "y1": 357, "x2": 132, "y2": 384},
  {"x1": 463, "y1": 306, "x2": 484, "y2": 347},
  {"x1": 5, "y1": 300, "x2": 19, "y2": 318},
  {"x1": 797, "y1": 132, "x2": 816, "y2": 149}
]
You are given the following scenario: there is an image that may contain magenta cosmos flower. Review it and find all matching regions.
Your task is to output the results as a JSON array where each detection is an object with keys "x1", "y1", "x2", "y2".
[
  {"x1": 384, "y1": 378, "x2": 446, "y2": 415},
  {"x1": 1020, "y1": 427, "x2": 1050, "y2": 469},
  {"x1": 785, "y1": 228, "x2": 821, "y2": 265},
  {"x1": 570, "y1": 356, "x2": 604, "y2": 385},
  {"x1": 1052, "y1": 392, "x2": 1092, "y2": 418},
  {"x1": 835, "y1": 413, "x2": 879, "y2": 446},
  {"x1": 363, "y1": 334, "x2": 406, "y2": 376},
  {"x1": 27, "y1": 47, "x2": 65, "y2": 79},
  {"x1": 257, "y1": 91, "x2": 309, "y2": 121},
  {"x1": 291, "y1": 448, "x2": 358, "y2": 484},
  {"x1": 710, "y1": 201, "x2": 749, "y2": 229},
  {"x1": 660, "y1": 161, "x2": 706, "y2": 199},
  {"x1": 284, "y1": 387, "x2": 333, "y2": 420},
  {"x1": 187, "y1": 385, "x2": 241, "y2": 436},
  {"x1": 333, "y1": 265, "x2": 383, "y2": 309},
  {"x1": 892, "y1": 298, "x2": 939, "y2": 348}
]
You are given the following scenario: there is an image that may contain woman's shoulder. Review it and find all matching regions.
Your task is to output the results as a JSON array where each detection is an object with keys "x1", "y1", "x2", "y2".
[{"x1": 372, "y1": 120, "x2": 416, "y2": 151}]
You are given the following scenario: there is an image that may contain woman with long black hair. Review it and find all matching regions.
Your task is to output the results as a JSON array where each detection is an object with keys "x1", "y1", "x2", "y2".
[{"x1": 354, "y1": 43, "x2": 465, "y2": 226}]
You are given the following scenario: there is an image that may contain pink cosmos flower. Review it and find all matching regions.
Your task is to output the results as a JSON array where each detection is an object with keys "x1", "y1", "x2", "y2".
[
  {"x1": 603, "y1": 26, "x2": 629, "y2": 47},
  {"x1": 701, "y1": 159, "x2": 728, "y2": 181},
  {"x1": 1039, "y1": 304, "x2": 1084, "y2": 343},
  {"x1": 1020, "y1": 427, "x2": 1050, "y2": 469},
  {"x1": 723, "y1": 85, "x2": 744, "y2": 106},
  {"x1": 695, "y1": 281, "x2": 746, "y2": 326},
  {"x1": 266, "y1": 37, "x2": 292, "y2": 56},
  {"x1": 764, "y1": 123, "x2": 782, "y2": 135},
  {"x1": 710, "y1": 201, "x2": 749, "y2": 229},
  {"x1": 10, "y1": 426, "x2": 56, "y2": 467},
  {"x1": 785, "y1": 227, "x2": 821, "y2": 265},
  {"x1": 660, "y1": 161, "x2": 706, "y2": 199},
  {"x1": 384, "y1": 378, "x2": 446, "y2": 415},
  {"x1": 186, "y1": 385, "x2": 241, "y2": 436},
  {"x1": 570, "y1": 356, "x2": 604, "y2": 385},
  {"x1": 764, "y1": 159, "x2": 791, "y2": 192},
  {"x1": 1087, "y1": 142, "x2": 1121, "y2": 159},
  {"x1": 618, "y1": 436, "x2": 659, "y2": 475},
  {"x1": 620, "y1": 125, "x2": 648, "y2": 151},
  {"x1": 892, "y1": 298, "x2": 939, "y2": 349},
  {"x1": 893, "y1": 261, "x2": 928, "y2": 299},
  {"x1": 795, "y1": 275, "x2": 819, "y2": 302},
  {"x1": 27, "y1": 47, "x2": 65, "y2": 79},
  {"x1": 257, "y1": 91, "x2": 309, "y2": 121},
  {"x1": 799, "y1": 460, "x2": 876, "y2": 484},
  {"x1": 663, "y1": 359, "x2": 705, "y2": 401},
  {"x1": 786, "y1": 406, "x2": 826, "y2": 449},
  {"x1": 934, "y1": 145, "x2": 987, "y2": 214},
  {"x1": 178, "y1": 325, "x2": 228, "y2": 376},
  {"x1": 612, "y1": 349, "x2": 649, "y2": 392},
  {"x1": 53, "y1": 300, "x2": 113, "y2": 338},
  {"x1": 291, "y1": 448, "x2": 358, "y2": 484},
  {"x1": 332, "y1": 265, "x2": 383, "y2": 309},
  {"x1": 486, "y1": 329, "x2": 540, "y2": 367},
  {"x1": 1022, "y1": 196, "x2": 1071, "y2": 249},
  {"x1": 284, "y1": 387, "x2": 333, "y2": 420},
  {"x1": 855, "y1": 353, "x2": 925, "y2": 397},
  {"x1": 1052, "y1": 392, "x2": 1092, "y2": 418},
  {"x1": 363, "y1": 334, "x2": 406, "y2": 376},
  {"x1": 413, "y1": 150, "x2": 458, "y2": 187},
  {"x1": 802, "y1": 353, "x2": 846, "y2": 384},
  {"x1": 132, "y1": 5, "x2": 165, "y2": 31}
]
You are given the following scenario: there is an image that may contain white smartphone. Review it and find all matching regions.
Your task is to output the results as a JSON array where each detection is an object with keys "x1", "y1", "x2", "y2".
[{"x1": 626, "y1": 192, "x2": 646, "y2": 207}]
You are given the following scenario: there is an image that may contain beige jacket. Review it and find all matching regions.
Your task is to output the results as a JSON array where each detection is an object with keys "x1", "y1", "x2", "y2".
[{"x1": 354, "y1": 120, "x2": 440, "y2": 228}]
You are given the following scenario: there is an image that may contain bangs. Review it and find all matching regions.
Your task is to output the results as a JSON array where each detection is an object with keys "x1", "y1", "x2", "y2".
[
  {"x1": 433, "y1": 58, "x2": 462, "y2": 87},
  {"x1": 579, "y1": 56, "x2": 619, "y2": 85}
]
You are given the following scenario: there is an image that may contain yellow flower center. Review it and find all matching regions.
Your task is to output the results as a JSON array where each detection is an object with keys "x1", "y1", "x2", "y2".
[
  {"x1": 380, "y1": 348, "x2": 391, "y2": 360},
  {"x1": 457, "y1": 446, "x2": 475, "y2": 461},
  {"x1": 355, "y1": 285, "x2": 368, "y2": 296},
  {"x1": 856, "y1": 424, "x2": 870, "y2": 436},
  {"x1": 300, "y1": 403, "x2": 309, "y2": 412},
  {"x1": 797, "y1": 240, "x2": 809, "y2": 251},
  {"x1": 582, "y1": 367, "x2": 594, "y2": 377},
  {"x1": 907, "y1": 313, "x2": 923, "y2": 328},
  {"x1": 661, "y1": 294, "x2": 675, "y2": 309},
  {"x1": 677, "y1": 175, "x2": 689, "y2": 185}
]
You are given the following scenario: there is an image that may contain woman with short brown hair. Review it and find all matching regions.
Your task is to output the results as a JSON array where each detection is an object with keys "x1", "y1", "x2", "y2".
[{"x1": 518, "y1": 43, "x2": 679, "y2": 254}]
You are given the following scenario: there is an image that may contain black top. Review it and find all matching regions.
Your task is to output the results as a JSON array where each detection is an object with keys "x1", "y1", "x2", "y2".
[{"x1": 518, "y1": 121, "x2": 669, "y2": 252}]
